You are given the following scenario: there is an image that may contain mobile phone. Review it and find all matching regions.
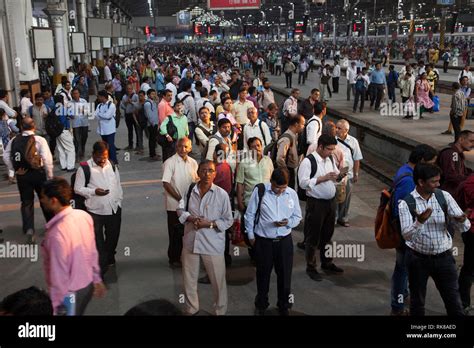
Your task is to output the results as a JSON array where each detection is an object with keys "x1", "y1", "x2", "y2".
[{"x1": 340, "y1": 166, "x2": 349, "y2": 175}]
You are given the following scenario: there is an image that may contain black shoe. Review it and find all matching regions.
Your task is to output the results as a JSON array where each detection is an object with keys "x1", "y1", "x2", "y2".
[
  {"x1": 403, "y1": 115, "x2": 413, "y2": 119},
  {"x1": 198, "y1": 275, "x2": 211, "y2": 284},
  {"x1": 66, "y1": 168, "x2": 76, "y2": 173},
  {"x1": 61, "y1": 168, "x2": 67, "y2": 171},
  {"x1": 306, "y1": 268, "x2": 323, "y2": 281},
  {"x1": 115, "y1": 147, "x2": 122, "y2": 151},
  {"x1": 321, "y1": 262, "x2": 344, "y2": 274}
]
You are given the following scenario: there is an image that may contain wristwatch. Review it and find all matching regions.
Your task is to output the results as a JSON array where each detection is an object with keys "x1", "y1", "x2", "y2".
[{"x1": 210, "y1": 222, "x2": 214, "y2": 229}]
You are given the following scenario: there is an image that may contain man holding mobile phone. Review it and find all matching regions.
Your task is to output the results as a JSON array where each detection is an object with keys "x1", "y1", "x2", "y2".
[
  {"x1": 244, "y1": 168, "x2": 302, "y2": 316},
  {"x1": 73, "y1": 141, "x2": 123, "y2": 277}
]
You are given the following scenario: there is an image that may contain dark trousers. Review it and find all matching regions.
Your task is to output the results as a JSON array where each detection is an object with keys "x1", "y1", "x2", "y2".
[
  {"x1": 391, "y1": 244, "x2": 409, "y2": 311},
  {"x1": 304, "y1": 197, "x2": 336, "y2": 269},
  {"x1": 450, "y1": 114, "x2": 462, "y2": 143},
  {"x1": 188, "y1": 122, "x2": 196, "y2": 146},
  {"x1": 288, "y1": 167, "x2": 296, "y2": 190},
  {"x1": 370, "y1": 84, "x2": 384, "y2": 109},
  {"x1": 406, "y1": 248, "x2": 464, "y2": 316},
  {"x1": 90, "y1": 207, "x2": 122, "y2": 274},
  {"x1": 254, "y1": 234, "x2": 293, "y2": 311},
  {"x1": 388, "y1": 83, "x2": 396, "y2": 103},
  {"x1": 162, "y1": 141, "x2": 176, "y2": 162},
  {"x1": 73, "y1": 126, "x2": 88, "y2": 159},
  {"x1": 147, "y1": 125, "x2": 158, "y2": 157},
  {"x1": 275, "y1": 65, "x2": 282, "y2": 76},
  {"x1": 353, "y1": 88, "x2": 366, "y2": 112},
  {"x1": 298, "y1": 71, "x2": 306, "y2": 84},
  {"x1": 101, "y1": 133, "x2": 117, "y2": 164},
  {"x1": 16, "y1": 170, "x2": 53, "y2": 233},
  {"x1": 125, "y1": 113, "x2": 143, "y2": 149},
  {"x1": 443, "y1": 61, "x2": 449, "y2": 73},
  {"x1": 285, "y1": 72, "x2": 293, "y2": 88},
  {"x1": 48, "y1": 136, "x2": 57, "y2": 156},
  {"x1": 459, "y1": 232, "x2": 474, "y2": 308},
  {"x1": 332, "y1": 77, "x2": 339, "y2": 93},
  {"x1": 167, "y1": 210, "x2": 182, "y2": 263},
  {"x1": 57, "y1": 282, "x2": 94, "y2": 316}
]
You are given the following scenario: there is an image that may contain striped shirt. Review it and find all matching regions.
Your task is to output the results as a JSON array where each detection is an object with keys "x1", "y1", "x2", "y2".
[{"x1": 398, "y1": 189, "x2": 471, "y2": 255}]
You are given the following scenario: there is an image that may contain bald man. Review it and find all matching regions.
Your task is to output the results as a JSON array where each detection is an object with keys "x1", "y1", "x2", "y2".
[
  {"x1": 3, "y1": 118, "x2": 54, "y2": 243},
  {"x1": 162, "y1": 137, "x2": 199, "y2": 267},
  {"x1": 335, "y1": 119, "x2": 363, "y2": 227}
]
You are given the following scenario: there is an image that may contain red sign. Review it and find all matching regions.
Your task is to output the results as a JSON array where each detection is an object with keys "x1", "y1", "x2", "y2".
[{"x1": 208, "y1": 0, "x2": 261, "y2": 10}]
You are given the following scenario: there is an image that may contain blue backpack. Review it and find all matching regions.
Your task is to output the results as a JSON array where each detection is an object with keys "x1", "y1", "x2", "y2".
[{"x1": 355, "y1": 78, "x2": 365, "y2": 91}]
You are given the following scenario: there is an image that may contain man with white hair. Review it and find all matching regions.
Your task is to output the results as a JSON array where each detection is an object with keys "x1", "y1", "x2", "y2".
[
  {"x1": 335, "y1": 119, "x2": 363, "y2": 227},
  {"x1": 242, "y1": 107, "x2": 271, "y2": 151}
]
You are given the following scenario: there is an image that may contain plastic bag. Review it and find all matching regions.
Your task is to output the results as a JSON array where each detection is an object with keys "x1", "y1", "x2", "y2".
[{"x1": 231, "y1": 211, "x2": 246, "y2": 247}]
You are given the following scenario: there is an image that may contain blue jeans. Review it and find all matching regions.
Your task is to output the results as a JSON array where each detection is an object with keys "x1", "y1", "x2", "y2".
[
  {"x1": 101, "y1": 133, "x2": 117, "y2": 164},
  {"x1": 391, "y1": 245, "x2": 409, "y2": 311}
]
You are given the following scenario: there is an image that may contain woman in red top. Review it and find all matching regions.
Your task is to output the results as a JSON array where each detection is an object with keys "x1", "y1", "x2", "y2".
[{"x1": 127, "y1": 71, "x2": 140, "y2": 93}]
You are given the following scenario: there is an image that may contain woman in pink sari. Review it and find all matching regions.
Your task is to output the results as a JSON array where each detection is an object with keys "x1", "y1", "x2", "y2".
[{"x1": 415, "y1": 72, "x2": 434, "y2": 118}]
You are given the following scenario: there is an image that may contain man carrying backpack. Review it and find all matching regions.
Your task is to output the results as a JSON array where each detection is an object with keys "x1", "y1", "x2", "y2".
[
  {"x1": 244, "y1": 167, "x2": 302, "y2": 316},
  {"x1": 298, "y1": 134, "x2": 346, "y2": 281},
  {"x1": 389, "y1": 144, "x2": 437, "y2": 316},
  {"x1": 275, "y1": 115, "x2": 305, "y2": 190},
  {"x1": 398, "y1": 164, "x2": 471, "y2": 316},
  {"x1": 3, "y1": 118, "x2": 54, "y2": 243}
]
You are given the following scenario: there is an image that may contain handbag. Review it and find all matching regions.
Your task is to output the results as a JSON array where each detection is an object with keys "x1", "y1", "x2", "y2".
[
  {"x1": 335, "y1": 179, "x2": 347, "y2": 204},
  {"x1": 230, "y1": 211, "x2": 246, "y2": 247},
  {"x1": 157, "y1": 116, "x2": 177, "y2": 146}
]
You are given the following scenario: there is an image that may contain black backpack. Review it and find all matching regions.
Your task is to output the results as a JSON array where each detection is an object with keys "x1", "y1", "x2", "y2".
[
  {"x1": 70, "y1": 161, "x2": 116, "y2": 211},
  {"x1": 10, "y1": 135, "x2": 42, "y2": 171},
  {"x1": 137, "y1": 100, "x2": 152, "y2": 129},
  {"x1": 402, "y1": 189, "x2": 455, "y2": 237},
  {"x1": 45, "y1": 110, "x2": 64, "y2": 138},
  {"x1": 252, "y1": 183, "x2": 267, "y2": 230},
  {"x1": 296, "y1": 154, "x2": 335, "y2": 201},
  {"x1": 297, "y1": 118, "x2": 319, "y2": 156},
  {"x1": 264, "y1": 132, "x2": 292, "y2": 166},
  {"x1": 194, "y1": 124, "x2": 217, "y2": 147}
]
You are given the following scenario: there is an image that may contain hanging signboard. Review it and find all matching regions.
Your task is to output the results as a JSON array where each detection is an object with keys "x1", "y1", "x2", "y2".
[{"x1": 207, "y1": 0, "x2": 260, "y2": 10}]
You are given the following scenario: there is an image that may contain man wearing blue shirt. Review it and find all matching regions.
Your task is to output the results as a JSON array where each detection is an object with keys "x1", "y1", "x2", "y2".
[
  {"x1": 389, "y1": 144, "x2": 437, "y2": 315},
  {"x1": 245, "y1": 168, "x2": 302, "y2": 316},
  {"x1": 70, "y1": 88, "x2": 89, "y2": 161},
  {"x1": 95, "y1": 90, "x2": 117, "y2": 165},
  {"x1": 369, "y1": 63, "x2": 387, "y2": 111},
  {"x1": 145, "y1": 89, "x2": 160, "y2": 161}
]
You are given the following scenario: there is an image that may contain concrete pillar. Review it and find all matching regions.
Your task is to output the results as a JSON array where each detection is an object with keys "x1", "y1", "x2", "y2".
[
  {"x1": 364, "y1": 11, "x2": 368, "y2": 46},
  {"x1": 44, "y1": 6, "x2": 68, "y2": 74},
  {"x1": 77, "y1": 0, "x2": 89, "y2": 63},
  {"x1": 385, "y1": 17, "x2": 389, "y2": 46},
  {"x1": 332, "y1": 16, "x2": 336, "y2": 46}
]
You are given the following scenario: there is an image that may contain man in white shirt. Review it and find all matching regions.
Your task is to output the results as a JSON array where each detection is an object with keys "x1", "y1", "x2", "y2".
[
  {"x1": 259, "y1": 79, "x2": 275, "y2": 111},
  {"x1": 346, "y1": 61, "x2": 357, "y2": 101},
  {"x1": 233, "y1": 87, "x2": 254, "y2": 126},
  {"x1": 3, "y1": 118, "x2": 53, "y2": 243},
  {"x1": 74, "y1": 141, "x2": 123, "y2": 276},
  {"x1": 177, "y1": 82, "x2": 198, "y2": 143},
  {"x1": 165, "y1": 76, "x2": 179, "y2": 107},
  {"x1": 0, "y1": 89, "x2": 18, "y2": 119},
  {"x1": 20, "y1": 90, "x2": 33, "y2": 117},
  {"x1": 195, "y1": 90, "x2": 215, "y2": 119},
  {"x1": 243, "y1": 107, "x2": 271, "y2": 150},
  {"x1": 335, "y1": 120, "x2": 363, "y2": 227},
  {"x1": 298, "y1": 59, "x2": 309, "y2": 85},
  {"x1": 140, "y1": 76, "x2": 151, "y2": 94},
  {"x1": 104, "y1": 64, "x2": 112, "y2": 82},
  {"x1": 281, "y1": 89, "x2": 300, "y2": 133},
  {"x1": 304, "y1": 103, "x2": 324, "y2": 155},
  {"x1": 298, "y1": 134, "x2": 347, "y2": 281},
  {"x1": 458, "y1": 65, "x2": 473, "y2": 85},
  {"x1": 162, "y1": 137, "x2": 199, "y2": 267},
  {"x1": 94, "y1": 91, "x2": 117, "y2": 165}
]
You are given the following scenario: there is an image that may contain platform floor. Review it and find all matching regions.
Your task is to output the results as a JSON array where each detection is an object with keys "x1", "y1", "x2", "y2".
[{"x1": 0, "y1": 71, "x2": 471, "y2": 315}]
